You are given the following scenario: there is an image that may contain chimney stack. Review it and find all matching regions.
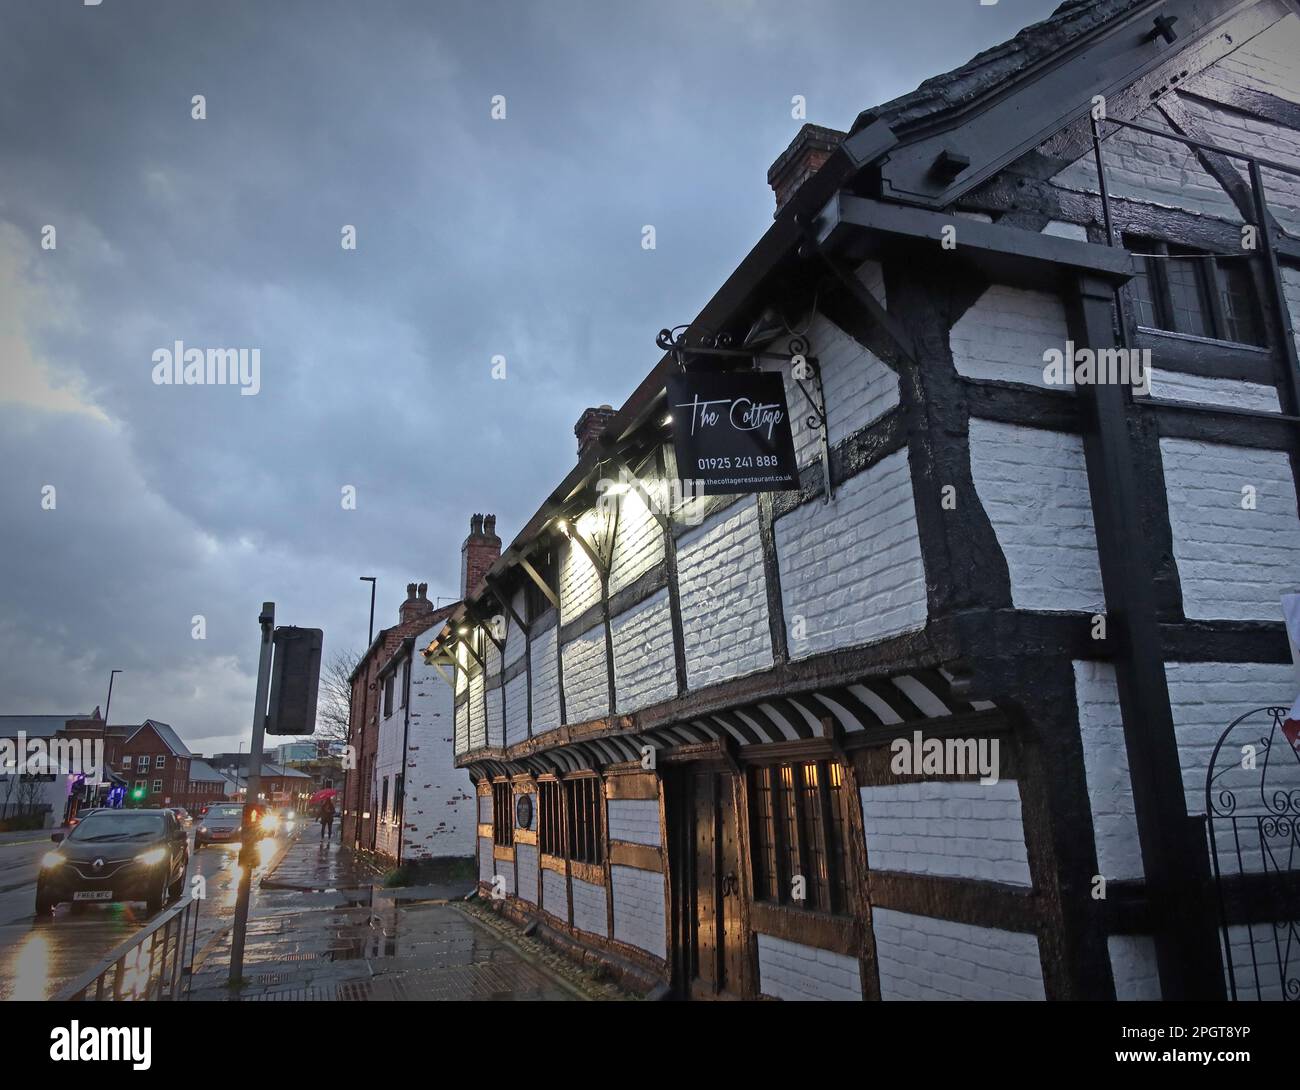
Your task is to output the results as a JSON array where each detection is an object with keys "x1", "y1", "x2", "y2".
[
  {"x1": 575, "y1": 404, "x2": 617, "y2": 456},
  {"x1": 767, "y1": 124, "x2": 846, "y2": 215},
  {"x1": 461, "y1": 512, "x2": 502, "y2": 598},
  {"x1": 399, "y1": 581, "x2": 434, "y2": 624}
]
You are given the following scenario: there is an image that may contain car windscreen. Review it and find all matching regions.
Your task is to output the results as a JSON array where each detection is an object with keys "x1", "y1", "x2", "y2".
[
  {"x1": 69, "y1": 813, "x2": 164, "y2": 842},
  {"x1": 209, "y1": 807, "x2": 244, "y2": 819}
]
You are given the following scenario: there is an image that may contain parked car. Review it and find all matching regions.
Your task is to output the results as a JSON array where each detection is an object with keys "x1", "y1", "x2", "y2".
[
  {"x1": 194, "y1": 803, "x2": 263, "y2": 849},
  {"x1": 36, "y1": 808, "x2": 189, "y2": 915}
]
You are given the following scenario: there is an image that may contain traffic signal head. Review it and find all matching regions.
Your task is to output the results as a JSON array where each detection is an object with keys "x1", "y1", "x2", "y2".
[{"x1": 130, "y1": 784, "x2": 146, "y2": 802}]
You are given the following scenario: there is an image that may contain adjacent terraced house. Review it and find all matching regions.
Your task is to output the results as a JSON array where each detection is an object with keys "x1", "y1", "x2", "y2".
[{"x1": 425, "y1": 0, "x2": 1300, "y2": 1000}]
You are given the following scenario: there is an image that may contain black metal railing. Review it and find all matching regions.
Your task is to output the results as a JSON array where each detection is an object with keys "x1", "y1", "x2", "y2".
[{"x1": 54, "y1": 895, "x2": 202, "y2": 1001}]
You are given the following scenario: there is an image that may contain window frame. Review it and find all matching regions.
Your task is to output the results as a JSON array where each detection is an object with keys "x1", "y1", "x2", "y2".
[
  {"x1": 536, "y1": 775, "x2": 602, "y2": 863},
  {"x1": 492, "y1": 780, "x2": 513, "y2": 847},
  {"x1": 1124, "y1": 235, "x2": 1265, "y2": 347}
]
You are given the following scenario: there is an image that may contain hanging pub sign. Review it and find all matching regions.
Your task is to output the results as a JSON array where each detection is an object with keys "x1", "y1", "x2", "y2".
[{"x1": 665, "y1": 370, "x2": 800, "y2": 495}]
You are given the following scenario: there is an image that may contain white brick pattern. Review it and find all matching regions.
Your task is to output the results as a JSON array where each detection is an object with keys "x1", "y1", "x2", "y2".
[
  {"x1": 611, "y1": 589, "x2": 676, "y2": 714},
  {"x1": 606, "y1": 798, "x2": 660, "y2": 846},
  {"x1": 756, "y1": 934, "x2": 863, "y2": 1001},
  {"x1": 611, "y1": 865, "x2": 666, "y2": 958}
]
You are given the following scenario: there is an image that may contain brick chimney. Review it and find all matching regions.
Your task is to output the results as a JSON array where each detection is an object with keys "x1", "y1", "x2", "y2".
[
  {"x1": 399, "y1": 582, "x2": 434, "y2": 624},
  {"x1": 767, "y1": 124, "x2": 846, "y2": 215},
  {"x1": 460, "y1": 514, "x2": 501, "y2": 598},
  {"x1": 575, "y1": 404, "x2": 617, "y2": 456}
]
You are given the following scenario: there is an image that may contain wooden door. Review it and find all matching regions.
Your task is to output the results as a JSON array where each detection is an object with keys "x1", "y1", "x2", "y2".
[{"x1": 667, "y1": 766, "x2": 747, "y2": 999}]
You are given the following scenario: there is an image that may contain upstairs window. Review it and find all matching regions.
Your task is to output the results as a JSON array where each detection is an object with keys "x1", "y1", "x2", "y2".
[
  {"x1": 382, "y1": 673, "x2": 395, "y2": 719},
  {"x1": 399, "y1": 658, "x2": 410, "y2": 708},
  {"x1": 749, "y1": 760, "x2": 854, "y2": 915},
  {"x1": 136, "y1": 755, "x2": 149, "y2": 772},
  {"x1": 1125, "y1": 236, "x2": 1264, "y2": 346},
  {"x1": 155, "y1": 754, "x2": 165, "y2": 768}
]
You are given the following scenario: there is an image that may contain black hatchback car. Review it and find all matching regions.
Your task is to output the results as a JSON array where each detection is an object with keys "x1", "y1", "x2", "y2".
[{"x1": 36, "y1": 808, "x2": 189, "y2": 915}]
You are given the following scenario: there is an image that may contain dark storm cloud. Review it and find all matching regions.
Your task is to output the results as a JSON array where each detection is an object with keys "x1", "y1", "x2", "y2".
[{"x1": 0, "y1": 0, "x2": 1058, "y2": 749}]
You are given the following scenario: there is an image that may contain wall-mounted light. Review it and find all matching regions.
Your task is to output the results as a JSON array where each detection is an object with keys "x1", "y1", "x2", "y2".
[
  {"x1": 661, "y1": 414, "x2": 673, "y2": 427},
  {"x1": 556, "y1": 518, "x2": 570, "y2": 536},
  {"x1": 457, "y1": 626, "x2": 469, "y2": 636}
]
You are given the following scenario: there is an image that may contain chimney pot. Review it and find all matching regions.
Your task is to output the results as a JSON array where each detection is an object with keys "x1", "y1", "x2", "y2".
[
  {"x1": 400, "y1": 581, "x2": 433, "y2": 624},
  {"x1": 767, "y1": 124, "x2": 846, "y2": 215},
  {"x1": 574, "y1": 404, "x2": 618, "y2": 456},
  {"x1": 461, "y1": 512, "x2": 502, "y2": 598}
]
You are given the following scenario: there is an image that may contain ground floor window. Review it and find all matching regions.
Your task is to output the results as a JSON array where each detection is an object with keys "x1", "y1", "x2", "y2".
[
  {"x1": 748, "y1": 760, "x2": 853, "y2": 914},
  {"x1": 492, "y1": 780, "x2": 513, "y2": 846},
  {"x1": 537, "y1": 776, "x2": 602, "y2": 863}
]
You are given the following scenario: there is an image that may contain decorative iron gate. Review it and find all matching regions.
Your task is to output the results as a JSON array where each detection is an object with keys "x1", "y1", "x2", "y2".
[{"x1": 1205, "y1": 706, "x2": 1300, "y2": 1001}]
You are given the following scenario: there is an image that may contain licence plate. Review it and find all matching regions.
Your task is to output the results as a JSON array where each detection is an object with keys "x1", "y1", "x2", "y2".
[{"x1": 73, "y1": 891, "x2": 113, "y2": 902}]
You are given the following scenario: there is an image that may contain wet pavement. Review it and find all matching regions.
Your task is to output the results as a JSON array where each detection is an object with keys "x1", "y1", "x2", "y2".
[
  {"x1": 187, "y1": 836, "x2": 580, "y2": 1001},
  {"x1": 0, "y1": 826, "x2": 290, "y2": 1001}
]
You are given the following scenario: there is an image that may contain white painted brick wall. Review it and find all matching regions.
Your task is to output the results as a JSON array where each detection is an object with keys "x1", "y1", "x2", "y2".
[
  {"x1": 401, "y1": 647, "x2": 475, "y2": 859},
  {"x1": 1042, "y1": 219, "x2": 1088, "y2": 241},
  {"x1": 1159, "y1": 438, "x2": 1300, "y2": 621},
  {"x1": 1145, "y1": 369, "x2": 1280, "y2": 413},
  {"x1": 560, "y1": 534, "x2": 602, "y2": 625},
  {"x1": 455, "y1": 643, "x2": 468, "y2": 694},
  {"x1": 561, "y1": 627, "x2": 609, "y2": 724},
  {"x1": 1178, "y1": 95, "x2": 1300, "y2": 237},
  {"x1": 609, "y1": 488, "x2": 664, "y2": 594},
  {"x1": 610, "y1": 865, "x2": 666, "y2": 958},
  {"x1": 1109, "y1": 935, "x2": 1161, "y2": 1000},
  {"x1": 1075, "y1": 658, "x2": 1300, "y2": 881},
  {"x1": 859, "y1": 780, "x2": 1032, "y2": 886},
  {"x1": 454, "y1": 700, "x2": 468, "y2": 755},
  {"x1": 515, "y1": 842, "x2": 538, "y2": 904},
  {"x1": 530, "y1": 625, "x2": 561, "y2": 734},
  {"x1": 949, "y1": 284, "x2": 1070, "y2": 388},
  {"x1": 478, "y1": 792, "x2": 493, "y2": 823},
  {"x1": 503, "y1": 590, "x2": 527, "y2": 668},
  {"x1": 478, "y1": 836, "x2": 494, "y2": 883},
  {"x1": 542, "y1": 867, "x2": 567, "y2": 920},
  {"x1": 504, "y1": 672, "x2": 528, "y2": 747},
  {"x1": 677, "y1": 498, "x2": 774, "y2": 689},
  {"x1": 1213, "y1": 13, "x2": 1300, "y2": 105},
  {"x1": 467, "y1": 670, "x2": 486, "y2": 749},
  {"x1": 1051, "y1": 104, "x2": 1240, "y2": 222},
  {"x1": 606, "y1": 798, "x2": 661, "y2": 846},
  {"x1": 484, "y1": 638, "x2": 502, "y2": 681},
  {"x1": 762, "y1": 311, "x2": 899, "y2": 469},
  {"x1": 1223, "y1": 923, "x2": 1291, "y2": 1000},
  {"x1": 775, "y1": 448, "x2": 926, "y2": 657},
  {"x1": 756, "y1": 933, "x2": 863, "y2": 1001},
  {"x1": 485, "y1": 685, "x2": 504, "y2": 748},
  {"x1": 872, "y1": 908, "x2": 1046, "y2": 1000},
  {"x1": 571, "y1": 876, "x2": 609, "y2": 937},
  {"x1": 611, "y1": 589, "x2": 676, "y2": 714},
  {"x1": 1284, "y1": 266, "x2": 1300, "y2": 362},
  {"x1": 969, "y1": 419, "x2": 1105, "y2": 612},
  {"x1": 1073, "y1": 660, "x2": 1143, "y2": 881}
]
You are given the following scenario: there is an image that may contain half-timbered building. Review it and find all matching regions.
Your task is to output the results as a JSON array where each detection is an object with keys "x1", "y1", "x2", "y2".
[{"x1": 428, "y1": 0, "x2": 1300, "y2": 1000}]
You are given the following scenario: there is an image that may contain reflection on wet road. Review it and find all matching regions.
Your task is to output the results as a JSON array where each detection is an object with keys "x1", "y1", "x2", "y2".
[{"x1": 0, "y1": 832, "x2": 286, "y2": 1001}]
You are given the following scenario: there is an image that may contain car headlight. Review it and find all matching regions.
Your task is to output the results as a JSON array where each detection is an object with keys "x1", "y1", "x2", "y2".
[
  {"x1": 41, "y1": 852, "x2": 64, "y2": 870},
  {"x1": 198, "y1": 826, "x2": 208, "y2": 834},
  {"x1": 136, "y1": 847, "x2": 166, "y2": 866}
]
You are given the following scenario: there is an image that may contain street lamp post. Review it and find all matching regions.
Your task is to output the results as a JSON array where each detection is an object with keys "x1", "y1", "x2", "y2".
[
  {"x1": 101, "y1": 670, "x2": 121, "y2": 807},
  {"x1": 359, "y1": 576, "x2": 377, "y2": 646}
]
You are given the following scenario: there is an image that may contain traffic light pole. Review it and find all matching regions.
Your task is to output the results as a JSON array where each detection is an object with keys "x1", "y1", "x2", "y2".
[{"x1": 229, "y1": 601, "x2": 274, "y2": 989}]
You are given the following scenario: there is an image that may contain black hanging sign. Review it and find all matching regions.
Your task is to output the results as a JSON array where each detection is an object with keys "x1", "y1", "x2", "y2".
[{"x1": 665, "y1": 370, "x2": 800, "y2": 495}]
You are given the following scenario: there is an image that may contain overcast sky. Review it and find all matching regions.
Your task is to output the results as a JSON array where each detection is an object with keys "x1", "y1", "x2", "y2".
[{"x1": 0, "y1": 0, "x2": 1058, "y2": 754}]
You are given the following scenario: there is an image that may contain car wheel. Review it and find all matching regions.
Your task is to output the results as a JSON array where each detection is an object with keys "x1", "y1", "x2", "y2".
[
  {"x1": 35, "y1": 888, "x2": 55, "y2": 915},
  {"x1": 167, "y1": 867, "x2": 184, "y2": 901}
]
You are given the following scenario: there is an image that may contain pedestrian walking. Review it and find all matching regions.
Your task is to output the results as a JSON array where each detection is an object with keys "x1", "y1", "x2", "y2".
[{"x1": 319, "y1": 797, "x2": 335, "y2": 841}]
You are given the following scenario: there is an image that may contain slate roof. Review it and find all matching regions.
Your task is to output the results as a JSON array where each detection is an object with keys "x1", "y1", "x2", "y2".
[
  {"x1": 126, "y1": 719, "x2": 194, "y2": 757},
  {"x1": 187, "y1": 758, "x2": 225, "y2": 783},
  {"x1": 853, "y1": 0, "x2": 1148, "y2": 134}
]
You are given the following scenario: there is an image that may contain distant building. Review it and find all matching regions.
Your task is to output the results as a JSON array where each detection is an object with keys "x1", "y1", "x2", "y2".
[{"x1": 118, "y1": 720, "x2": 193, "y2": 809}]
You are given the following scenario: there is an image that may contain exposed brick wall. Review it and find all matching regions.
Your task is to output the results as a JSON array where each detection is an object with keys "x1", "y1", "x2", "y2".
[
  {"x1": 467, "y1": 672, "x2": 486, "y2": 749},
  {"x1": 611, "y1": 865, "x2": 666, "y2": 958},
  {"x1": 477, "y1": 836, "x2": 494, "y2": 883},
  {"x1": 969, "y1": 419, "x2": 1105, "y2": 612},
  {"x1": 676, "y1": 498, "x2": 774, "y2": 689},
  {"x1": 1073, "y1": 660, "x2": 1143, "y2": 881},
  {"x1": 610, "y1": 589, "x2": 676, "y2": 715},
  {"x1": 560, "y1": 535, "x2": 602, "y2": 625},
  {"x1": 461, "y1": 514, "x2": 501, "y2": 599},
  {"x1": 560, "y1": 626, "x2": 609, "y2": 724},
  {"x1": 503, "y1": 590, "x2": 527, "y2": 667},
  {"x1": 872, "y1": 908, "x2": 1046, "y2": 1000},
  {"x1": 1109, "y1": 935, "x2": 1161, "y2": 1000},
  {"x1": 756, "y1": 934, "x2": 863, "y2": 1001},
  {"x1": 485, "y1": 685, "x2": 504, "y2": 749},
  {"x1": 859, "y1": 780, "x2": 1031, "y2": 886},
  {"x1": 1145, "y1": 369, "x2": 1280, "y2": 412},
  {"x1": 1159, "y1": 438, "x2": 1300, "y2": 621},
  {"x1": 454, "y1": 699, "x2": 468, "y2": 755},
  {"x1": 775, "y1": 448, "x2": 926, "y2": 657},
  {"x1": 400, "y1": 650, "x2": 474, "y2": 859},
  {"x1": 571, "y1": 876, "x2": 609, "y2": 937},
  {"x1": 606, "y1": 798, "x2": 661, "y2": 846},
  {"x1": 477, "y1": 792, "x2": 493, "y2": 824}
]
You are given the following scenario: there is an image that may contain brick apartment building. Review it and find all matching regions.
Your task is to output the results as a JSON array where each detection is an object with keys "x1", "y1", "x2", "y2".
[{"x1": 118, "y1": 720, "x2": 193, "y2": 809}]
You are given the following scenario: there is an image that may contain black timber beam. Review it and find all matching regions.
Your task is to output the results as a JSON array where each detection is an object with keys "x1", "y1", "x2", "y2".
[{"x1": 814, "y1": 191, "x2": 1137, "y2": 291}]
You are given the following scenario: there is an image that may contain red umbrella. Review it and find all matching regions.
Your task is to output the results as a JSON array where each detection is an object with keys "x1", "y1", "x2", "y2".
[{"x1": 309, "y1": 788, "x2": 338, "y2": 804}]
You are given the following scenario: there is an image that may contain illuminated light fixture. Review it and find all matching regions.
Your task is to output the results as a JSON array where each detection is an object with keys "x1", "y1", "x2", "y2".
[
  {"x1": 604, "y1": 482, "x2": 630, "y2": 496},
  {"x1": 661, "y1": 414, "x2": 672, "y2": 427},
  {"x1": 457, "y1": 626, "x2": 468, "y2": 635},
  {"x1": 556, "y1": 518, "x2": 569, "y2": 535}
]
